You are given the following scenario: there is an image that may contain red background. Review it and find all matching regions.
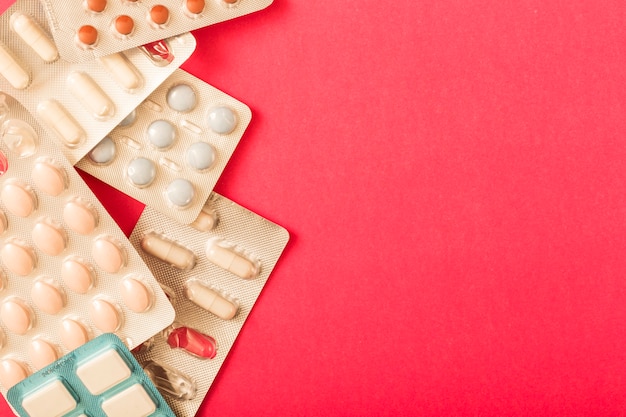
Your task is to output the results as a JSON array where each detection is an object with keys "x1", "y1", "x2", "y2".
[{"x1": 4, "y1": 0, "x2": 626, "y2": 415}]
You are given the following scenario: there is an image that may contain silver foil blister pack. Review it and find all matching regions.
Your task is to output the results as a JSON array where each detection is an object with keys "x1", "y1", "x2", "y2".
[
  {"x1": 0, "y1": 93, "x2": 176, "y2": 397},
  {"x1": 0, "y1": 0, "x2": 196, "y2": 164},
  {"x1": 40, "y1": 0, "x2": 274, "y2": 62},
  {"x1": 129, "y1": 192, "x2": 289, "y2": 417},
  {"x1": 76, "y1": 69, "x2": 252, "y2": 224}
]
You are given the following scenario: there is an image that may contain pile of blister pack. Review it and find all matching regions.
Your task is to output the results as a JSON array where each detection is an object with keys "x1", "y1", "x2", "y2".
[{"x1": 0, "y1": 1, "x2": 287, "y2": 416}]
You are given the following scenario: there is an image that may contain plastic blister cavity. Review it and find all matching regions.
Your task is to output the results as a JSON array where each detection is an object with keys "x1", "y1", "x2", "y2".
[
  {"x1": 129, "y1": 192, "x2": 289, "y2": 417},
  {"x1": 0, "y1": 1, "x2": 197, "y2": 164}
]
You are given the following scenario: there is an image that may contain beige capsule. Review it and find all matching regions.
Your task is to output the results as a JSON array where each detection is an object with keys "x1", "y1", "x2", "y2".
[
  {"x1": 184, "y1": 279, "x2": 238, "y2": 320},
  {"x1": 141, "y1": 231, "x2": 196, "y2": 271},
  {"x1": 10, "y1": 12, "x2": 58, "y2": 62},
  {"x1": 205, "y1": 237, "x2": 260, "y2": 279}
]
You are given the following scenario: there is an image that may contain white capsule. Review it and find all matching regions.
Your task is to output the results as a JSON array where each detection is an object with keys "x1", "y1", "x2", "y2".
[
  {"x1": 141, "y1": 232, "x2": 196, "y2": 271},
  {"x1": 67, "y1": 71, "x2": 115, "y2": 120},
  {"x1": 10, "y1": 12, "x2": 58, "y2": 63},
  {"x1": 184, "y1": 279, "x2": 238, "y2": 320},
  {"x1": 0, "y1": 43, "x2": 29, "y2": 90},
  {"x1": 205, "y1": 238, "x2": 260, "y2": 280},
  {"x1": 98, "y1": 53, "x2": 144, "y2": 92},
  {"x1": 36, "y1": 100, "x2": 85, "y2": 148}
]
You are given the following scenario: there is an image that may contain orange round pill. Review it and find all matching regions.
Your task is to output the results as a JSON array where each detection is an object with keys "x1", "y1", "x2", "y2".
[
  {"x1": 114, "y1": 15, "x2": 134, "y2": 36},
  {"x1": 77, "y1": 25, "x2": 98, "y2": 46},
  {"x1": 150, "y1": 5, "x2": 169, "y2": 25},
  {"x1": 86, "y1": 0, "x2": 107, "y2": 13},
  {"x1": 222, "y1": 0, "x2": 238, "y2": 4},
  {"x1": 185, "y1": 0, "x2": 205, "y2": 15}
]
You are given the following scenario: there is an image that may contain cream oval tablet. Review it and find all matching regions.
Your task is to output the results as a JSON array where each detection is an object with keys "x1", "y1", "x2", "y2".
[
  {"x1": 61, "y1": 258, "x2": 94, "y2": 294},
  {"x1": 98, "y1": 53, "x2": 143, "y2": 92},
  {"x1": 0, "y1": 211, "x2": 7, "y2": 235},
  {"x1": 205, "y1": 238, "x2": 260, "y2": 279},
  {"x1": 60, "y1": 318, "x2": 90, "y2": 350},
  {"x1": 0, "y1": 358, "x2": 29, "y2": 389},
  {"x1": 184, "y1": 279, "x2": 239, "y2": 320},
  {"x1": 37, "y1": 100, "x2": 85, "y2": 148},
  {"x1": 63, "y1": 199, "x2": 98, "y2": 235},
  {"x1": 140, "y1": 231, "x2": 196, "y2": 271},
  {"x1": 1, "y1": 181, "x2": 36, "y2": 217},
  {"x1": 10, "y1": 12, "x2": 59, "y2": 63},
  {"x1": 0, "y1": 43, "x2": 30, "y2": 90},
  {"x1": 1, "y1": 240, "x2": 36, "y2": 276},
  {"x1": 0, "y1": 298, "x2": 33, "y2": 335},
  {"x1": 67, "y1": 71, "x2": 115, "y2": 120},
  {"x1": 89, "y1": 299, "x2": 121, "y2": 332},
  {"x1": 32, "y1": 219, "x2": 67, "y2": 256},
  {"x1": 1, "y1": 118, "x2": 38, "y2": 157},
  {"x1": 120, "y1": 276, "x2": 153, "y2": 313},
  {"x1": 28, "y1": 339, "x2": 59, "y2": 370},
  {"x1": 31, "y1": 278, "x2": 65, "y2": 315},
  {"x1": 32, "y1": 159, "x2": 67, "y2": 196},
  {"x1": 92, "y1": 236, "x2": 126, "y2": 273}
]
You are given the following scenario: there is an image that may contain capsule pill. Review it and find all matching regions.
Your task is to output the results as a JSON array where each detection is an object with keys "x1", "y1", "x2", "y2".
[
  {"x1": 0, "y1": 43, "x2": 30, "y2": 89},
  {"x1": 141, "y1": 231, "x2": 196, "y2": 271},
  {"x1": 205, "y1": 238, "x2": 260, "y2": 279},
  {"x1": 10, "y1": 12, "x2": 58, "y2": 63},
  {"x1": 67, "y1": 71, "x2": 115, "y2": 120}
]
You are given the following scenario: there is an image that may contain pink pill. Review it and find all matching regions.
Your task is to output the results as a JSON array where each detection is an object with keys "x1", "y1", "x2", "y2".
[
  {"x1": 0, "y1": 358, "x2": 29, "y2": 389},
  {"x1": 92, "y1": 236, "x2": 126, "y2": 273},
  {"x1": 63, "y1": 198, "x2": 98, "y2": 235},
  {"x1": 60, "y1": 318, "x2": 90, "y2": 351},
  {"x1": 1, "y1": 181, "x2": 36, "y2": 217},
  {"x1": 31, "y1": 278, "x2": 66, "y2": 315},
  {"x1": 31, "y1": 159, "x2": 67, "y2": 196},
  {"x1": 61, "y1": 257, "x2": 94, "y2": 294},
  {"x1": 28, "y1": 339, "x2": 59, "y2": 370},
  {"x1": 0, "y1": 211, "x2": 7, "y2": 235},
  {"x1": 1, "y1": 240, "x2": 36, "y2": 276},
  {"x1": 89, "y1": 298, "x2": 122, "y2": 332},
  {"x1": 120, "y1": 276, "x2": 153, "y2": 313},
  {"x1": 32, "y1": 219, "x2": 67, "y2": 256},
  {"x1": 0, "y1": 298, "x2": 33, "y2": 335}
]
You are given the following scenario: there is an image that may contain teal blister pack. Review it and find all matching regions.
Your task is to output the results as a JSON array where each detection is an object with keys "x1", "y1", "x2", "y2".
[{"x1": 7, "y1": 333, "x2": 175, "y2": 417}]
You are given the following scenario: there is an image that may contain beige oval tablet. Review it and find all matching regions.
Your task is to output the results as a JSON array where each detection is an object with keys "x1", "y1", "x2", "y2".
[
  {"x1": 31, "y1": 160, "x2": 67, "y2": 196},
  {"x1": 0, "y1": 358, "x2": 29, "y2": 389},
  {"x1": 63, "y1": 199, "x2": 98, "y2": 235},
  {"x1": 89, "y1": 299, "x2": 121, "y2": 332},
  {"x1": 1, "y1": 241, "x2": 35, "y2": 276},
  {"x1": 28, "y1": 339, "x2": 59, "y2": 370},
  {"x1": 0, "y1": 211, "x2": 7, "y2": 235},
  {"x1": 32, "y1": 220, "x2": 67, "y2": 256},
  {"x1": 92, "y1": 236, "x2": 125, "y2": 273},
  {"x1": 0, "y1": 298, "x2": 33, "y2": 335},
  {"x1": 120, "y1": 277, "x2": 153, "y2": 313},
  {"x1": 31, "y1": 279, "x2": 65, "y2": 315},
  {"x1": 60, "y1": 318, "x2": 90, "y2": 351},
  {"x1": 1, "y1": 182, "x2": 36, "y2": 217},
  {"x1": 61, "y1": 258, "x2": 94, "y2": 294}
]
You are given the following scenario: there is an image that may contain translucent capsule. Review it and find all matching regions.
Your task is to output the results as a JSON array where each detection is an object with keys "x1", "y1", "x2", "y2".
[
  {"x1": 184, "y1": 279, "x2": 239, "y2": 320},
  {"x1": 143, "y1": 360, "x2": 196, "y2": 401},
  {"x1": 205, "y1": 237, "x2": 260, "y2": 279},
  {"x1": 0, "y1": 43, "x2": 30, "y2": 89},
  {"x1": 37, "y1": 99, "x2": 86, "y2": 148},
  {"x1": 140, "y1": 231, "x2": 196, "y2": 271},
  {"x1": 165, "y1": 325, "x2": 217, "y2": 359},
  {"x1": 67, "y1": 71, "x2": 115, "y2": 120},
  {"x1": 10, "y1": 12, "x2": 58, "y2": 63},
  {"x1": 1, "y1": 118, "x2": 38, "y2": 157}
]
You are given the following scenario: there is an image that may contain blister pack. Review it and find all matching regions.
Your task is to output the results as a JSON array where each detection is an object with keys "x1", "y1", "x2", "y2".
[
  {"x1": 0, "y1": 93, "x2": 175, "y2": 396},
  {"x1": 0, "y1": 0, "x2": 196, "y2": 164},
  {"x1": 40, "y1": 0, "x2": 273, "y2": 63},
  {"x1": 76, "y1": 69, "x2": 252, "y2": 225},
  {"x1": 7, "y1": 333, "x2": 176, "y2": 417},
  {"x1": 128, "y1": 192, "x2": 289, "y2": 417}
]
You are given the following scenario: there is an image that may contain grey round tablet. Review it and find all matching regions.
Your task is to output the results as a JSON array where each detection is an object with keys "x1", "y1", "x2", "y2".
[
  {"x1": 166, "y1": 84, "x2": 197, "y2": 112},
  {"x1": 207, "y1": 106, "x2": 237, "y2": 135},
  {"x1": 146, "y1": 120, "x2": 176, "y2": 150},
  {"x1": 126, "y1": 158, "x2": 156, "y2": 188},
  {"x1": 166, "y1": 179, "x2": 194, "y2": 208},
  {"x1": 118, "y1": 109, "x2": 136, "y2": 127},
  {"x1": 186, "y1": 142, "x2": 216, "y2": 171},
  {"x1": 88, "y1": 136, "x2": 115, "y2": 165}
]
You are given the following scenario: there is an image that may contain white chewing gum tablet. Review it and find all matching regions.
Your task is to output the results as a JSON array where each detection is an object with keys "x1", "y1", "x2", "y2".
[
  {"x1": 205, "y1": 238, "x2": 260, "y2": 280},
  {"x1": 98, "y1": 52, "x2": 143, "y2": 92},
  {"x1": 21, "y1": 379, "x2": 76, "y2": 417},
  {"x1": 0, "y1": 43, "x2": 30, "y2": 89},
  {"x1": 67, "y1": 71, "x2": 115, "y2": 120},
  {"x1": 36, "y1": 100, "x2": 85, "y2": 148},
  {"x1": 76, "y1": 348, "x2": 131, "y2": 395},
  {"x1": 183, "y1": 279, "x2": 238, "y2": 320},
  {"x1": 9, "y1": 12, "x2": 58, "y2": 63},
  {"x1": 101, "y1": 383, "x2": 156, "y2": 417},
  {"x1": 141, "y1": 232, "x2": 196, "y2": 271}
]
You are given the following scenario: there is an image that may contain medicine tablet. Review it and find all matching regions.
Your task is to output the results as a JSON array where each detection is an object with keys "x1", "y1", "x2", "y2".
[
  {"x1": 0, "y1": 43, "x2": 30, "y2": 90},
  {"x1": 77, "y1": 25, "x2": 98, "y2": 47},
  {"x1": 118, "y1": 110, "x2": 136, "y2": 128},
  {"x1": 1, "y1": 298, "x2": 33, "y2": 335},
  {"x1": 1, "y1": 181, "x2": 36, "y2": 217},
  {"x1": 1, "y1": 118, "x2": 38, "y2": 157},
  {"x1": 98, "y1": 53, "x2": 143, "y2": 92},
  {"x1": 63, "y1": 199, "x2": 99, "y2": 235},
  {"x1": 186, "y1": 142, "x2": 216, "y2": 171},
  {"x1": 190, "y1": 204, "x2": 218, "y2": 232},
  {"x1": 60, "y1": 318, "x2": 90, "y2": 350},
  {"x1": 9, "y1": 12, "x2": 59, "y2": 63},
  {"x1": 77, "y1": 348, "x2": 131, "y2": 395},
  {"x1": 86, "y1": 0, "x2": 107, "y2": 13},
  {"x1": 184, "y1": 0, "x2": 205, "y2": 15},
  {"x1": 88, "y1": 136, "x2": 116, "y2": 165},
  {"x1": 92, "y1": 236, "x2": 126, "y2": 273},
  {"x1": 126, "y1": 157, "x2": 156, "y2": 188},
  {"x1": 89, "y1": 298, "x2": 122, "y2": 332},
  {"x1": 113, "y1": 15, "x2": 134, "y2": 36},
  {"x1": 101, "y1": 383, "x2": 156, "y2": 417},
  {"x1": 205, "y1": 238, "x2": 260, "y2": 279},
  {"x1": 184, "y1": 279, "x2": 238, "y2": 320},
  {"x1": 28, "y1": 339, "x2": 59, "y2": 370},
  {"x1": 0, "y1": 358, "x2": 29, "y2": 389},
  {"x1": 165, "y1": 178, "x2": 194, "y2": 208},
  {"x1": 0, "y1": 211, "x2": 6, "y2": 235},
  {"x1": 32, "y1": 219, "x2": 67, "y2": 256},
  {"x1": 149, "y1": 5, "x2": 170, "y2": 26},
  {"x1": 141, "y1": 231, "x2": 196, "y2": 271},
  {"x1": 166, "y1": 84, "x2": 197, "y2": 112},
  {"x1": 1, "y1": 240, "x2": 36, "y2": 276},
  {"x1": 37, "y1": 99, "x2": 86, "y2": 148},
  {"x1": 120, "y1": 276, "x2": 154, "y2": 313},
  {"x1": 61, "y1": 258, "x2": 94, "y2": 294},
  {"x1": 146, "y1": 119, "x2": 176, "y2": 150},
  {"x1": 32, "y1": 159, "x2": 67, "y2": 196},
  {"x1": 21, "y1": 379, "x2": 76, "y2": 417},
  {"x1": 31, "y1": 278, "x2": 66, "y2": 315},
  {"x1": 207, "y1": 106, "x2": 237, "y2": 134},
  {"x1": 67, "y1": 71, "x2": 115, "y2": 120}
]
